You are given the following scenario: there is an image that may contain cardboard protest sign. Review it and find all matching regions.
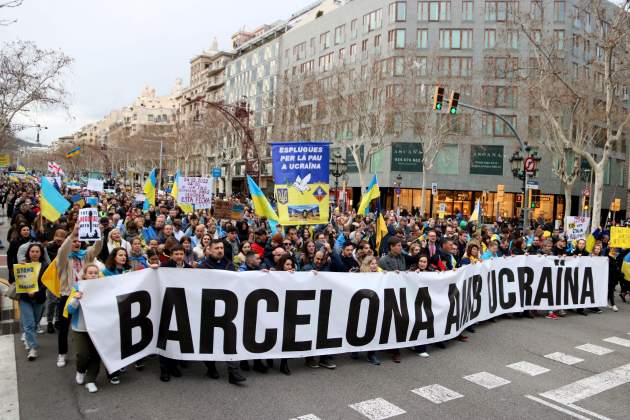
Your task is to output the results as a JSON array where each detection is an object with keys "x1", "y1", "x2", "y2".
[
  {"x1": 14, "y1": 262, "x2": 42, "y2": 293},
  {"x1": 213, "y1": 200, "x2": 231, "y2": 219},
  {"x1": 231, "y1": 203, "x2": 245, "y2": 220},
  {"x1": 565, "y1": 216, "x2": 590, "y2": 241},
  {"x1": 78, "y1": 208, "x2": 101, "y2": 241},
  {"x1": 87, "y1": 178, "x2": 104, "y2": 193},
  {"x1": 177, "y1": 177, "x2": 213, "y2": 209},
  {"x1": 610, "y1": 226, "x2": 630, "y2": 248}
]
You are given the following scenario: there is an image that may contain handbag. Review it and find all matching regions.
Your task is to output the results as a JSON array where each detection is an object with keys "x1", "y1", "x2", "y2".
[{"x1": 4, "y1": 283, "x2": 18, "y2": 300}]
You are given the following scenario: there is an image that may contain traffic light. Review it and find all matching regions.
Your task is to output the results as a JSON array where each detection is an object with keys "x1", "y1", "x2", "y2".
[
  {"x1": 583, "y1": 196, "x2": 590, "y2": 210},
  {"x1": 448, "y1": 91, "x2": 460, "y2": 114},
  {"x1": 433, "y1": 86, "x2": 445, "y2": 111},
  {"x1": 530, "y1": 190, "x2": 540, "y2": 209}
]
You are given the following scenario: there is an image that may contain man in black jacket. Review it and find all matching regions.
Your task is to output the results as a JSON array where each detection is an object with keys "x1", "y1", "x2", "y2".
[
  {"x1": 331, "y1": 242, "x2": 359, "y2": 272},
  {"x1": 198, "y1": 239, "x2": 245, "y2": 384}
]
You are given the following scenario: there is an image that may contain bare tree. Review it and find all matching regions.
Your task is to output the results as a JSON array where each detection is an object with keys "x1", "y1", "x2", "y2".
[
  {"x1": 0, "y1": 41, "x2": 72, "y2": 144},
  {"x1": 516, "y1": 0, "x2": 630, "y2": 226},
  {"x1": 0, "y1": 0, "x2": 23, "y2": 25}
]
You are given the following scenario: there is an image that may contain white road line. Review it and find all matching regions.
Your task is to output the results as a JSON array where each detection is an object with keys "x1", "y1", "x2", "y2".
[
  {"x1": 0, "y1": 334, "x2": 19, "y2": 420},
  {"x1": 411, "y1": 384, "x2": 463, "y2": 404},
  {"x1": 564, "y1": 403, "x2": 613, "y2": 420},
  {"x1": 463, "y1": 372, "x2": 511, "y2": 389},
  {"x1": 290, "y1": 415, "x2": 321, "y2": 420},
  {"x1": 506, "y1": 361, "x2": 550, "y2": 376},
  {"x1": 349, "y1": 398, "x2": 406, "y2": 420},
  {"x1": 575, "y1": 343, "x2": 614, "y2": 356},
  {"x1": 544, "y1": 352, "x2": 584, "y2": 365},
  {"x1": 524, "y1": 395, "x2": 591, "y2": 420},
  {"x1": 602, "y1": 336, "x2": 630, "y2": 348},
  {"x1": 539, "y1": 362, "x2": 630, "y2": 404}
]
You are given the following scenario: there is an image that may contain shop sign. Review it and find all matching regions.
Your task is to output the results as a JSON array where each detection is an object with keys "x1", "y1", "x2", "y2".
[
  {"x1": 391, "y1": 143, "x2": 423, "y2": 172},
  {"x1": 470, "y1": 145, "x2": 504, "y2": 175}
]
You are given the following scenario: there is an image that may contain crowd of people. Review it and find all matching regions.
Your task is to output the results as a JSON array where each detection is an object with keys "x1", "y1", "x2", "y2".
[{"x1": 2, "y1": 178, "x2": 629, "y2": 394}]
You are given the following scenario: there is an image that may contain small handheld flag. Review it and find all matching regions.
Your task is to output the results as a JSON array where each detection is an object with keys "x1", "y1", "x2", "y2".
[
  {"x1": 143, "y1": 169, "x2": 157, "y2": 212},
  {"x1": 66, "y1": 146, "x2": 81, "y2": 159},
  {"x1": 358, "y1": 175, "x2": 380, "y2": 215},
  {"x1": 247, "y1": 175, "x2": 279, "y2": 222}
]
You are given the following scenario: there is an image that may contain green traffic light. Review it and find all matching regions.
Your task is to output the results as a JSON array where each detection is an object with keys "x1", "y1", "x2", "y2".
[
  {"x1": 436, "y1": 103, "x2": 442, "y2": 110},
  {"x1": 450, "y1": 108, "x2": 457, "y2": 114}
]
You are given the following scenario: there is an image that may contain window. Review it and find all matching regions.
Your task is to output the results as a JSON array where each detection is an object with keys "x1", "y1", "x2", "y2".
[
  {"x1": 300, "y1": 60, "x2": 314, "y2": 74},
  {"x1": 388, "y1": 29, "x2": 406, "y2": 49},
  {"x1": 309, "y1": 37, "x2": 316, "y2": 56},
  {"x1": 484, "y1": 29, "x2": 496, "y2": 48},
  {"x1": 320, "y1": 32, "x2": 331, "y2": 50},
  {"x1": 319, "y1": 52, "x2": 334, "y2": 71},
  {"x1": 339, "y1": 48, "x2": 345, "y2": 62},
  {"x1": 462, "y1": 1, "x2": 474, "y2": 21},
  {"x1": 334, "y1": 25, "x2": 345, "y2": 45},
  {"x1": 506, "y1": 30, "x2": 518, "y2": 48},
  {"x1": 482, "y1": 115, "x2": 516, "y2": 136},
  {"x1": 362, "y1": 39, "x2": 368, "y2": 52},
  {"x1": 572, "y1": 34, "x2": 582, "y2": 57},
  {"x1": 418, "y1": 1, "x2": 451, "y2": 21},
  {"x1": 484, "y1": 1, "x2": 518, "y2": 22},
  {"x1": 532, "y1": 30, "x2": 542, "y2": 45},
  {"x1": 439, "y1": 29, "x2": 472, "y2": 49},
  {"x1": 528, "y1": 116, "x2": 541, "y2": 138},
  {"x1": 417, "y1": 29, "x2": 429, "y2": 48},
  {"x1": 374, "y1": 34, "x2": 381, "y2": 48},
  {"x1": 363, "y1": 9, "x2": 383, "y2": 33},
  {"x1": 293, "y1": 42, "x2": 306, "y2": 60},
  {"x1": 484, "y1": 56, "x2": 518, "y2": 79},
  {"x1": 531, "y1": 0, "x2": 542, "y2": 20},
  {"x1": 147, "y1": 114, "x2": 154, "y2": 122},
  {"x1": 350, "y1": 43, "x2": 357, "y2": 62},
  {"x1": 415, "y1": 57, "x2": 428, "y2": 75},
  {"x1": 438, "y1": 56, "x2": 473, "y2": 77},
  {"x1": 389, "y1": 2, "x2": 407, "y2": 22},
  {"x1": 554, "y1": 1, "x2": 565, "y2": 22},
  {"x1": 482, "y1": 86, "x2": 517, "y2": 108},
  {"x1": 394, "y1": 57, "x2": 405, "y2": 76},
  {"x1": 351, "y1": 19, "x2": 358, "y2": 39},
  {"x1": 554, "y1": 30, "x2": 565, "y2": 50}
]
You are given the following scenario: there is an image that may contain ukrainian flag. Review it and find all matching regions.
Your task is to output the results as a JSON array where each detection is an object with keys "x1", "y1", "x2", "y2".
[
  {"x1": 469, "y1": 200, "x2": 481, "y2": 223},
  {"x1": 375, "y1": 213, "x2": 389, "y2": 253},
  {"x1": 622, "y1": 252, "x2": 630, "y2": 282},
  {"x1": 40, "y1": 176, "x2": 70, "y2": 222},
  {"x1": 66, "y1": 146, "x2": 81, "y2": 159},
  {"x1": 247, "y1": 175, "x2": 278, "y2": 222},
  {"x1": 358, "y1": 175, "x2": 380, "y2": 215},
  {"x1": 143, "y1": 168, "x2": 157, "y2": 212},
  {"x1": 171, "y1": 171, "x2": 194, "y2": 214},
  {"x1": 41, "y1": 258, "x2": 60, "y2": 297}
]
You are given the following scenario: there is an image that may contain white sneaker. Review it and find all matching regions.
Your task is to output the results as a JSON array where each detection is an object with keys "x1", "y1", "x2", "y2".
[
  {"x1": 56, "y1": 354, "x2": 66, "y2": 368},
  {"x1": 417, "y1": 352, "x2": 430, "y2": 358},
  {"x1": 36, "y1": 326, "x2": 45, "y2": 334},
  {"x1": 20, "y1": 333, "x2": 25, "y2": 342},
  {"x1": 75, "y1": 371, "x2": 85, "y2": 385},
  {"x1": 612, "y1": 305, "x2": 619, "y2": 312},
  {"x1": 27, "y1": 348, "x2": 38, "y2": 361},
  {"x1": 85, "y1": 383, "x2": 98, "y2": 393}
]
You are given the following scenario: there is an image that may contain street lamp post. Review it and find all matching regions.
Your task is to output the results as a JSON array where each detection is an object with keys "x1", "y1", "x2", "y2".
[
  {"x1": 330, "y1": 151, "x2": 347, "y2": 207},
  {"x1": 395, "y1": 173, "x2": 403, "y2": 209},
  {"x1": 509, "y1": 149, "x2": 542, "y2": 226}
]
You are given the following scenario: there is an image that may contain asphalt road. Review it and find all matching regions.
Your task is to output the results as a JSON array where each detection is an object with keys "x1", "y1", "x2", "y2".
[{"x1": 8, "y1": 301, "x2": 630, "y2": 420}]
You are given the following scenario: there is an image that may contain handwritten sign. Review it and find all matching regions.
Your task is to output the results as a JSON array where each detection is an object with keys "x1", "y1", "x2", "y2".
[
  {"x1": 14, "y1": 262, "x2": 41, "y2": 294},
  {"x1": 565, "y1": 216, "x2": 590, "y2": 242},
  {"x1": 610, "y1": 226, "x2": 630, "y2": 248},
  {"x1": 213, "y1": 200, "x2": 231, "y2": 219},
  {"x1": 177, "y1": 177, "x2": 213, "y2": 209},
  {"x1": 87, "y1": 178, "x2": 104, "y2": 193},
  {"x1": 78, "y1": 208, "x2": 101, "y2": 242}
]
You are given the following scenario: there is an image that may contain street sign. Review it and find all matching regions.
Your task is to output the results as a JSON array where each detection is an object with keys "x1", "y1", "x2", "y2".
[
  {"x1": 527, "y1": 180, "x2": 540, "y2": 190},
  {"x1": 212, "y1": 167, "x2": 221, "y2": 178},
  {"x1": 524, "y1": 156, "x2": 536, "y2": 173},
  {"x1": 431, "y1": 183, "x2": 438, "y2": 195},
  {"x1": 439, "y1": 203, "x2": 446, "y2": 213},
  {"x1": 394, "y1": 187, "x2": 401, "y2": 195}
]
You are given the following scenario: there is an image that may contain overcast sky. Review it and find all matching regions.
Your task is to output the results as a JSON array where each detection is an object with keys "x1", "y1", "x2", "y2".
[{"x1": 0, "y1": 0, "x2": 315, "y2": 145}]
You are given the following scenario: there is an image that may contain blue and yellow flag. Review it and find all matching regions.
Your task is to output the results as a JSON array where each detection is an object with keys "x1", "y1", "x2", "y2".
[
  {"x1": 358, "y1": 175, "x2": 380, "y2": 215},
  {"x1": 375, "y1": 213, "x2": 388, "y2": 252},
  {"x1": 41, "y1": 258, "x2": 60, "y2": 298},
  {"x1": 40, "y1": 176, "x2": 70, "y2": 222},
  {"x1": 247, "y1": 175, "x2": 279, "y2": 222},
  {"x1": 143, "y1": 169, "x2": 157, "y2": 212},
  {"x1": 171, "y1": 171, "x2": 194, "y2": 214},
  {"x1": 622, "y1": 253, "x2": 630, "y2": 282},
  {"x1": 66, "y1": 146, "x2": 81, "y2": 159},
  {"x1": 469, "y1": 199, "x2": 481, "y2": 223}
]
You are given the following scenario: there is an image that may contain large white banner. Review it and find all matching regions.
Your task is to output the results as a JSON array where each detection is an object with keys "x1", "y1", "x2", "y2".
[{"x1": 80, "y1": 256, "x2": 608, "y2": 373}]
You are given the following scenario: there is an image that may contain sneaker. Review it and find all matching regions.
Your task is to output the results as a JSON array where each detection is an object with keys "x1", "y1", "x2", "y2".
[
  {"x1": 110, "y1": 376, "x2": 120, "y2": 385},
  {"x1": 85, "y1": 383, "x2": 98, "y2": 393},
  {"x1": 545, "y1": 312, "x2": 559, "y2": 320},
  {"x1": 557, "y1": 310, "x2": 567, "y2": 317},
  {"x1": 27, "y1": 348, "x2": 38, "y2": 361},
  {"x1": 119, "y1": 366, "x2": 127, "y2": 373},
  {"x1": 20, "y1": 333, "x2": 25, "y2": 342},
  {"x1": 305, "y1": 358, "x2": 319, "y2": 369},
  {"x1": 56, "y1": 354, "x2": 66, "y2": 368},
  {"x1": 36, "y1": 326, "x2": 45, "y2": 334},
  {"x1": 75, "y1": 371, "x2": 85, "y2": 385},
  {"x1": 612, "y1": 305, "x2": 619, "y2": 312},
  {"x1": 318, "y1": 357, "x2": 336, "y2": 369},
  {"x1": 47, "y1": 323, "x2": 55, "y2": 334},
  {"x1": 24, "y1": 341, "x2": 30, "y2": 351},
  {"x1": 134, "y1": 361, "x2": 145, "y2": 371},
  {"x1": 367, "y1": 354, "x2": 381, "y2": 365},
  {"x1": 417, "y1": 352, "x2": 430, "y2": 358}
]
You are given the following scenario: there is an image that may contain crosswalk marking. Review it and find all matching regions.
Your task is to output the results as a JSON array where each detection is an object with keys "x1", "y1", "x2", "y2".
[
  {"x1": 411, "y1": 384, "x2": 464, "y2": 404},
  {"x1": 463, "y1": 372, "x2": 510, "y2": 389},
  {"x1": 603, "y1": 336, "x2": 630, "y2": 348},
  {"x1": 349, "y1": 398, "x2": 406, "y2": 420},
  {"x1": 575, "y1": 343, "x2": 614, "y2": 356},
  {"x1": 290, "y1": 415, "x2": 321, "y2": 420},
  {"x1": 506, "y1": 361, "x2": 550, "y2": 376},
  {"x1": 544, "y1": 352, "x2": 583, "y2": 365}
]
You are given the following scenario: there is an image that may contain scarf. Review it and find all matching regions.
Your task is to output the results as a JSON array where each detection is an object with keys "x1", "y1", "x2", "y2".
[{"x1": 68, "y1": 249, "x2": 87, "y2": 260}]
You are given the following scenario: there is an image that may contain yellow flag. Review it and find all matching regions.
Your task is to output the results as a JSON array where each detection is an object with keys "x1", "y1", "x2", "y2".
[
  {"x1": 63, "y1": 288, "x2": 79, "y2": 318},
  {"x1": 42, "y1": 258, "x2": 60, "y2": 297},
  {"x1": 376, "y1": 214, "x2": 388, "y2": 253},
  {"x1": 585, "y1": 234, "x2": 596, "y2": 253}
]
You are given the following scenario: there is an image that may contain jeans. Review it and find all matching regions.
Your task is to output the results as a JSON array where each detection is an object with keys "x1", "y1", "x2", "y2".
[
  {"x1": 46, "y1": 290, "x2": 59, "y2": 324},
  {"x1": 19, "y1": 299, "x2": 44, "y2": 350},
  {"x1": 57, "y1": 295, "x2": 71, "y2": 355}
]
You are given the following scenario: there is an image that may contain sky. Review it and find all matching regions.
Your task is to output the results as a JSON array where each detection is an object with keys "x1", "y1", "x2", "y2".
[{"x1": 0, "y1": 0, "x2": 316, "y2": 145}]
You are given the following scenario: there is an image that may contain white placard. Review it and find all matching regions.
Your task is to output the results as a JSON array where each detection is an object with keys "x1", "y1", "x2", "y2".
[
  {"x1": 87, "y1": 178, "x2": 104, "y2": 193},
  {"x1": 177, "y1": 176, "x2": 214, "y2": 209},
  {"x1": 78, "y1": 208, "x2": 101, "y2": 242},
  {"x1": 565, "y1": 216, "x2": 590, "y2": 241},
  {"x1": 79, "y1": 255, "x2": 608, "y2": 373}
]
